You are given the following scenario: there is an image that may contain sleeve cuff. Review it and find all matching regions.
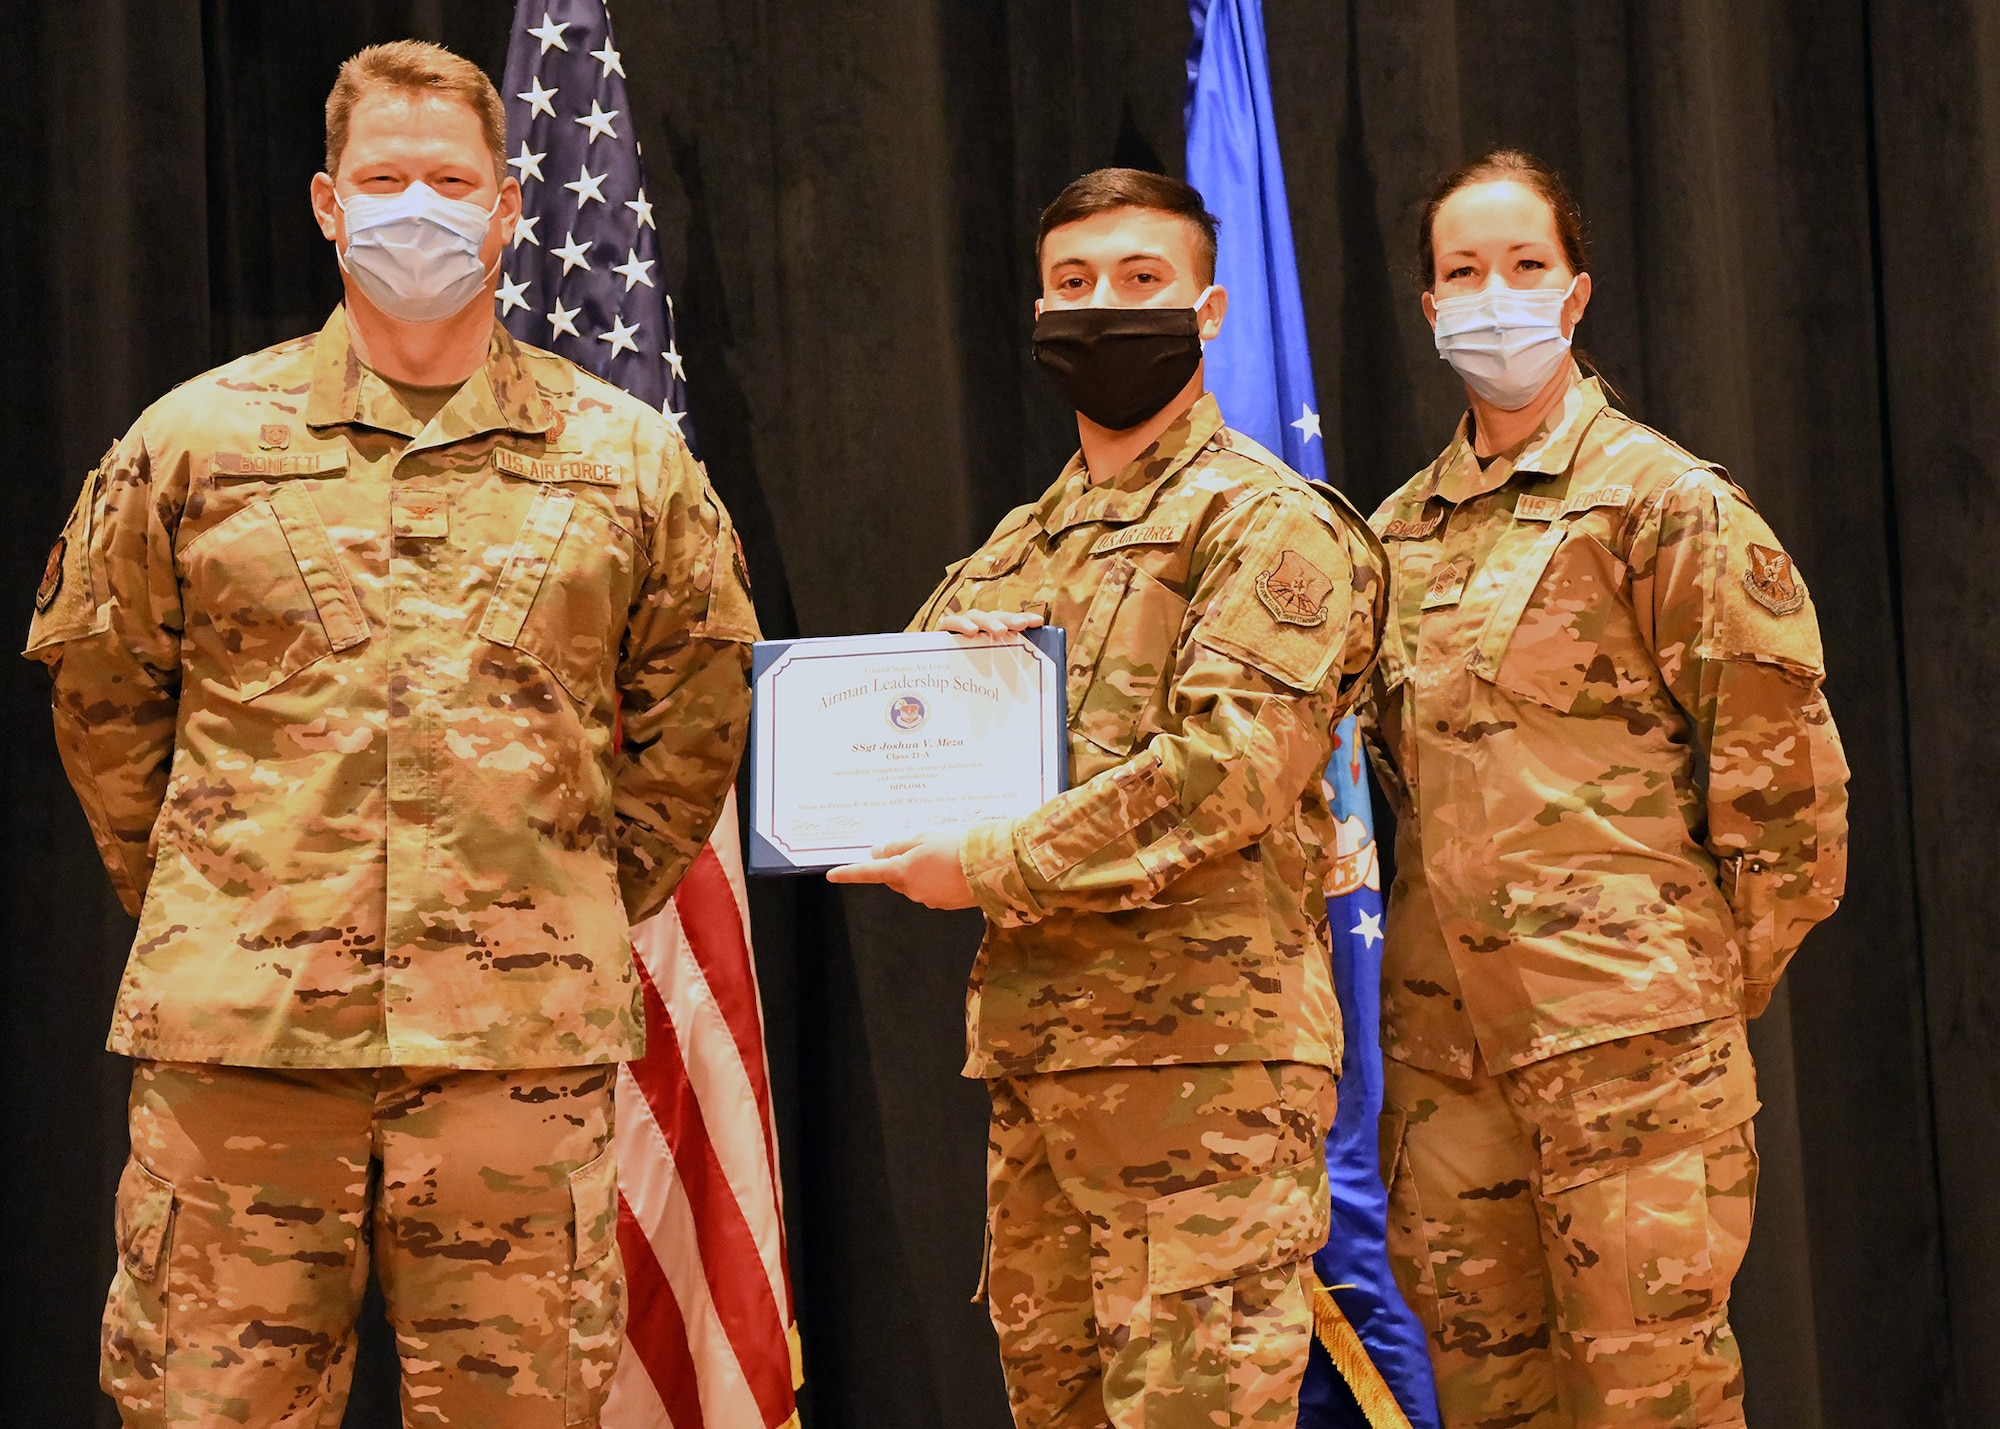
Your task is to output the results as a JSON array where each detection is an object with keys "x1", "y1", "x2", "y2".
[{"x1": 960, "y1": 819, "x2": 1044, "y2": 928}]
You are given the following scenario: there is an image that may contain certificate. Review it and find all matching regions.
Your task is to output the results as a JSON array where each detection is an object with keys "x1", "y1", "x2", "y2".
[{"x1": 746, "y1": 628, "x2": 1068, "y2": 874}]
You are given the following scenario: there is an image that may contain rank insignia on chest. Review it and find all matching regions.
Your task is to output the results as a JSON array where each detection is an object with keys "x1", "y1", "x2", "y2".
[
  {"x1": 1256, "y1": 549, "x2": 1334, "y2": 626},
  {"x1": 1743, "y1": 543, "x2": 1805, "y2": 614},
  {"x1": 258, "y1": 424, "x2": 291, "y2": 450},
  {"x1": 393, "y1": 490, "x2": 449, "y2": 540},
  {"x1": 35, "y1": 535, "x2": 65, "y2": 612},
  {"x1": 1421, "y1": 558, "x2": 1470, "y2": 610}
]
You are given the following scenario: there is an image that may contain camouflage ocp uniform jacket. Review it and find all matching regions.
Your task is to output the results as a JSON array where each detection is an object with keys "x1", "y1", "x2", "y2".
[
  {"x1": 1364, "y1": 378, "x2": 1849, "y2": 1078},
  {"x1": 26, "y1": 308, "x2": 758, "y2": 1070},
  {"x1": 911, "y1": 394, "x2": 1386, "y2": 1079}
]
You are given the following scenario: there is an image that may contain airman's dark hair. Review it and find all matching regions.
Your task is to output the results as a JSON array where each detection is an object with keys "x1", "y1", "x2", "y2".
[{"x1": 1037, "y1": 169, "x2": 1220, "y2": 286}]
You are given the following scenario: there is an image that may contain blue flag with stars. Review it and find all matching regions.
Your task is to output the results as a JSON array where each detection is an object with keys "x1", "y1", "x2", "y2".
[
  {"x1": 1186, "y1": 4, "x2": 1441, "y2": 1428},
  {"x1": 501, "y1": 0, "x2": 688, "y2": 434}
]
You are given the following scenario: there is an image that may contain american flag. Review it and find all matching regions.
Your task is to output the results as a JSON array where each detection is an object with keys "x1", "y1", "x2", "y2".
[{"x1": 500, "y1": 5, "x2": 803, "y2": 1427}]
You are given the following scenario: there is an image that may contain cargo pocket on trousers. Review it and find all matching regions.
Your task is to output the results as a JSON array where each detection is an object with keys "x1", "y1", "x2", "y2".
[
  {"x1": 566, "y1": 1145, "x2": 626, "y2": 1425},
  {"x1": 1535, "y1": 1026, "x2": 1761, "y2": 1331},
  {"x1": 1377, "y1": 1106, "x2": 1441, "y2": 1333},
  {"x1": 101, "y1": 1156, "x2": 176, "y2": 1413},
  {"x1": 1142, "y1": 1158, "x2": 1330, "y2": 1415}
]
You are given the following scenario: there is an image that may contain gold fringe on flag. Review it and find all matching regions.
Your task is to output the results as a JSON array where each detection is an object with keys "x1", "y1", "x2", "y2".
[{"x1": 1304, "y1": 1266, "x2": 1416, "y2": 1429}]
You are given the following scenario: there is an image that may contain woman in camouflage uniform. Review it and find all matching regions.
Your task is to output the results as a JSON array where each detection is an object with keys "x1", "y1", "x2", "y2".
[{"x1": 1362, "y1": 151, "x2": 1849, "y2": 1427}]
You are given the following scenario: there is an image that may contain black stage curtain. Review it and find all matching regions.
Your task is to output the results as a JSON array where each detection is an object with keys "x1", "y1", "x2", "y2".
[{"x1": 3, "y1": 3, "x2": 1993, "y2": 1426}]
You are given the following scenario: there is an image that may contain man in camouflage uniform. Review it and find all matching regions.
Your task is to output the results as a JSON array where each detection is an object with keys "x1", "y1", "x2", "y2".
[
  {"x1": 1368, "y1": 331, "x2": 1848, "y2": 1425},
  {"x1": 26, "y1": 42, "x2": 757, "y2": 1427},
  {"x1": 830, "y1": 170, "x2": 1385, "y2": 1428}
]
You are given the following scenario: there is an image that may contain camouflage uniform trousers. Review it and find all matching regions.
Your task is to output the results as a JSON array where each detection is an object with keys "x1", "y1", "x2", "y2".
[
  {"x1": 103, "y1": 1060, "x2": 624, "y2": 1428},
  {"x1": 983, "y1": 1060, "x2": 1337, "y2": 1429},
  {"x1": 1380, "y1": 1018, "x2": 1760, "y2": 1429}
]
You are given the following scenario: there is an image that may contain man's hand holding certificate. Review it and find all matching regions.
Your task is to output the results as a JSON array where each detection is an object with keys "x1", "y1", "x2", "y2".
[
  {"x1": 823, "y1": 611, "x2": 1044, "y2": 907},
  {"x1": 746, "y1": 612, "x2": 1064, "y2": 892}
]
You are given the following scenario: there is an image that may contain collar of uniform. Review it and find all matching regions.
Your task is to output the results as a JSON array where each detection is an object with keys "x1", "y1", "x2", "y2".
[
  {"x1": 1433, "y1": 375, "x2": 1607, "y2": 505},
  {"x1": 1038, "y1": 392, "x2": 1224, "y2": 535},
  {"x1": 304, "y1": 306, "x2": 554, "y2": 442}
]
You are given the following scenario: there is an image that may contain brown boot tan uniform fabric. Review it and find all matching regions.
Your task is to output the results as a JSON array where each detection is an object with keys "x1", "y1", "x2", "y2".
[
  {"x1": 27, "y1": 308, "x2": 757, "y2": 1427},
  {"x1": 909, "y1": 393, "x2": 1388, "y2": 1427},
  {"x1": 1362, "y1": 378, "x2": 1849, "y2": 1427}
]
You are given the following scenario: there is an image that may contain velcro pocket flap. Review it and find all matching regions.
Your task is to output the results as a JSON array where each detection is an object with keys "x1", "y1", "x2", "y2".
[
  {"x1": 479, "y1": 487, "x2": 576, "y2": 648},
  {"x1": 116, "y1": 1158, "x2": 176, "y2": 1282},
  {"x1": 1146, "y1": 1158, "x2": 1329, "y2": 1296},
  {"x1": 268, "y1": 484, "x2": 370, "y2": 652},
  {"x1": 1537, "y1": 1026, "x2": 1760, "y2": 1196},
  {"x1": 1465, "y1": 520, "x2": 1567, "y2": 685},
  {"x1": 569, "y1": 1144, "x2": 619, "y2": 1269}
]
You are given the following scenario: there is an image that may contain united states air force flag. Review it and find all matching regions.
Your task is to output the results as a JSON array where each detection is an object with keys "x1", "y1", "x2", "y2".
[
  {"x1": 1185, "y1": 4, "x2": 1442, "y2": 1428},
  {"x1": 502, "y1": 7, "x2": 804, "y2": 1428}
]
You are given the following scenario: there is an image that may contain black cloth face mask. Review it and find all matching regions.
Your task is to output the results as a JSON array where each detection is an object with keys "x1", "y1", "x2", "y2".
[{"x1": 1031, "y1": 303, "x2": 1205, "y2": 431}]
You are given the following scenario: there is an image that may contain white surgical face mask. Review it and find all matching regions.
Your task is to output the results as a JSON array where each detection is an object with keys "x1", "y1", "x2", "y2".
[
  {"x1": 1431, "y1": 276, "x2": 1578, "y2": 411},
  {"x1": 335, "y1": 182, "x2": 499, "y2": 325}
]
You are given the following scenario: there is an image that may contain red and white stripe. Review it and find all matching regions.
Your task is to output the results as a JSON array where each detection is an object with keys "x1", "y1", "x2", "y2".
[{"x1": 605, "y1": 791, "x2": 802, "y2": 1429}]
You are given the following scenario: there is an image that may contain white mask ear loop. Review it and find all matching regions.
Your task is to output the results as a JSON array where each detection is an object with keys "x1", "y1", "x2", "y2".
[{"x1": 1192, "y1": 284, "x2": 1218, "y2": 349}]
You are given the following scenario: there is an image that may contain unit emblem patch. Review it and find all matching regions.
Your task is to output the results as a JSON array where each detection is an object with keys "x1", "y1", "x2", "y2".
[
  {"x1": 1743, "y1": 543, "x2": 1805, "y2": 615},
  {"x1": 1255, "y1": 549, "x2": 1334, "y2": 627},
  {"x1": 258, "y1": 423, "x2": 291, "y2": 450},
  {"x1": 35, "y1": 536, "x2": 65, "y2": 612}
]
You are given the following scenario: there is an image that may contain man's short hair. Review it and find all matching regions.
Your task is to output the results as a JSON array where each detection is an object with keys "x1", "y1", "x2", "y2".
[
  {"x1": 1036, "y1": 169, "x2": 1220, "y2": 286},
  {"x1": 325, "y1": 40, "x2": 507, "y2": 183}
]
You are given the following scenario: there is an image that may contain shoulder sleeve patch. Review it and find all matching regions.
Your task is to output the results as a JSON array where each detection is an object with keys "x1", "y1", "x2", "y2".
[
  {"x1": 1710, "y1": 494, "x2": 1823, "y2": 679},
  {"x1": 1742, "y1": 544, "x2": 1805, "y2": 615},
  {"x1": 35, "y1": 535, "x2": 67, "y2": 613},
  {"x1": 25, "y1": 463, "x2": 113, "y2": 658},
  {"x1": 1193, "y1": 504, "x2": 1360, "y2": 693},
  {"x1": 1255, "y1": 549, "x2": 1335, "y2": 626}
]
